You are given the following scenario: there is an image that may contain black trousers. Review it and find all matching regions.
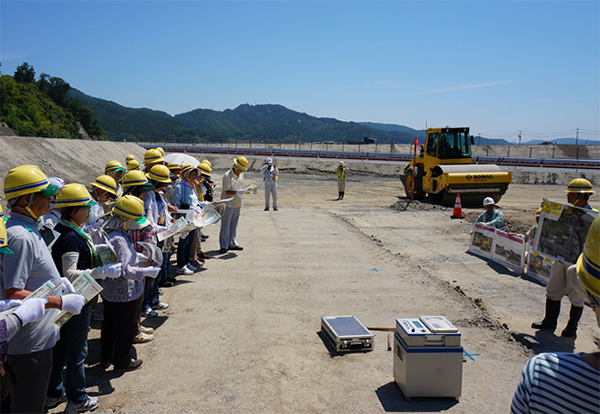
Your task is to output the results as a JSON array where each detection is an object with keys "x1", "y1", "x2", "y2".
[
  {"x1": 100, "y1": 296, "x2": 140, "y2": 369},
  {"x1": 7, "y1": 348, "x2": 53, "y2": 413}
]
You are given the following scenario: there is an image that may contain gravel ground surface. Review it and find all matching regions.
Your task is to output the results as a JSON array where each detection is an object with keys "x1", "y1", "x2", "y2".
[
  {"x1": 43, "y1": 171, "x2": 599, "y2": 414},
  {"x1": 0, "y1": 138, "x2": 596, "y2": 414}
]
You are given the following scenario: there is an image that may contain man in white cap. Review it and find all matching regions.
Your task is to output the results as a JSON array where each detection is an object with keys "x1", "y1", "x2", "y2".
[
  {"x1": 476, "y1": 197, "x2": 504, "y2": 230},
  {"x1": 261, "y1": 157, "x2": 279, "y2": 211}
]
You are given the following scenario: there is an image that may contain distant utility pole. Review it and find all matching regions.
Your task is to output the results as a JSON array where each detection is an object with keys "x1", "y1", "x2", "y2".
[
  {"x1": 518, "y1": 131, "x2": 521, "y2": 145},
  {"x1": 576, "y1": 128, "x2": 579, "y2": 146}
]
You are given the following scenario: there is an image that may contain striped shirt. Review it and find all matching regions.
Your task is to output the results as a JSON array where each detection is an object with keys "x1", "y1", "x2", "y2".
[
  {"x1": 511, "y1": 352, "x2": 600, "y2": 414},
  {"x1": 0, "y1": 212, "x2": 61, "y2": 354}
]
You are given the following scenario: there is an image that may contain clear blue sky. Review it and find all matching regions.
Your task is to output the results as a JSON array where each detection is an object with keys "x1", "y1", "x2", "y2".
[{"x1": 1, "y1": 1, "x2": 598, "y2": 142}]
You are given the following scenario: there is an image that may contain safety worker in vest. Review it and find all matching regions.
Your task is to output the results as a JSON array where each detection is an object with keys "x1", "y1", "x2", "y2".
[
  {"x1": 104, "y1": 160, "x2": 127, "y2": 197},
  {"x1": 476, "y1": 197, "x2": 504, "y2": 230},
  {"x1": 532, "y1": 178, "x2": 596, "y2": 337},
  {"x1": 336, "y1": 161, "x2": 347, "y2": 200},
  {"x1": 219, "y1": 157, "x2": 253, "y2": 254},
  {"x1": 261, "y1": 157, "x2": 279, "y2": 211},
  {"x1": 1, "y1": 165, "x2": 85, "y2": 413},
  {"x1": 512, "y1": 214, "x2": 600, "y2": 414}
]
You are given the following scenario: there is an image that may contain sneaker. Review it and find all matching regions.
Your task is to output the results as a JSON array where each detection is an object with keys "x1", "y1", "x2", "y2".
[
  {"x1": 133, "y1": 332, "x2": 154, "y2": 343},
  {"x1": 177, "y1": 266, "x2": 193, "y2": 275},
  {"x1": 45, "y1": 392, "x2": 68, "y2": 409},
  {"x1": 273, "y1": 208, "x2": 278, "y2": 211},
  {"x1": 190, "y1": 258, "x2": 205, "y2": 268},
  {"x1": 264, "y1": 207, "x2": 269, "y2": 211},
  {"x1": 186, "y1": 263, "x2": 198, "y2": 271},
  {"x1": 159, "y1": 280, "x2": 174, "y2": 288},
  {"x1": 139, "y1": 325, "x2": 154, "y2": 334},
  {"x1": 151, "y1": 301, "x2": 169, "y2": 310},
  {"x1": 200, "y1": 233, "x2": 209, "y2": 240},
  {"x1": 142, "y1": 306, "x2": 158, "y2": 318},
  {"x1": 229, "y1": 245, "x2": 244, "y2": 251},
  {"x1": 65, "y1": 396, "x2": 99, "y2": 414}
]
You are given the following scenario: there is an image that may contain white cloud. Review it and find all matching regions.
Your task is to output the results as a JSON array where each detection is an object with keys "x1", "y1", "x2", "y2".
[{"x1": 419, "y1": 80, "x2": 514, "y2": 94}]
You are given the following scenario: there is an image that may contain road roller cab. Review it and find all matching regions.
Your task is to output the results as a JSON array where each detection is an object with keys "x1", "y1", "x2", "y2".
[{"x1": 400, "y1": 127, "x2": 512, "y2": 206}]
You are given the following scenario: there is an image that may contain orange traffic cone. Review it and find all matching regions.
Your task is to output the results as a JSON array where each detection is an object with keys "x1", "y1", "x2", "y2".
[{"x1": 450, "y1": 194, "x2": 465, "y2": 219}]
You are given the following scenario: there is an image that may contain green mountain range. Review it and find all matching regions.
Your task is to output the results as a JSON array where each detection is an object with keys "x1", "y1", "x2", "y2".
[{"x1": 1, "y1": 64, "x2": 516, "y2": 145}]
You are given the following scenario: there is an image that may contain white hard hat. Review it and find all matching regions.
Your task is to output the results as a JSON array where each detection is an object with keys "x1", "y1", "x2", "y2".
[
  {"x1": 483, "y1": 197, "x2": 495, "y2": 206},
  {"x1": 265, "y1": 157, "x2": 273, "y2": 164}
]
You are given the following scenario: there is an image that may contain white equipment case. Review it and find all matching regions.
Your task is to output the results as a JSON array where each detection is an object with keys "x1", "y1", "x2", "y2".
[
  {"x1": 321, "y1": 315, "x2": 374, "y2": 352},
  {"x1": 393, "y1": 316, "x2": 463, "y2": 399}
]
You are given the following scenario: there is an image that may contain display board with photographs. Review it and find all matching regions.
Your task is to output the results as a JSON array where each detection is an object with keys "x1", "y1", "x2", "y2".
[
  {"x1": 533, "y1": 200, "x2": 598, "y2": 265},
  {"x1": 492, "y1": 230, "x2": 525, "y2": 274},
  {"x1": 526, "y1": 242, "x2": 553, "y2": 285},
  {"x1": 469, "y1": 223, "x2": 496, "y2": 259}
]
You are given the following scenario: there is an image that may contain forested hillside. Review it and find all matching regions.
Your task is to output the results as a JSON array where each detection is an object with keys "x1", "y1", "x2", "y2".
[{"x1": 0, "y1": 63, "x2": 106, "y2": 138}]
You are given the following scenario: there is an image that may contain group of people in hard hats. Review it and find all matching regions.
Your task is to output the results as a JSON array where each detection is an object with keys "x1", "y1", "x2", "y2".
[{"x1": 0, "y1": 148, "x2": 258, "y2": 414}]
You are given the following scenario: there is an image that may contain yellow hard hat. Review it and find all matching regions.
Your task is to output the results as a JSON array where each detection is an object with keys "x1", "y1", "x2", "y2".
[
  {"x1": 125, "y1": 154, "x2": 136, "y2": 162},
  {"x1": 233, "y1": 156, "x2": 248, "y2": 171},
  {"x1": 56, "y1": 183, "x2": 97, "y2": 208},
  {"x1": 180, "y1": 163, "x2": 197, "y2": 178},
  {"x1": 566, "y1": 178, "x2": 594, "y2": 194},
  {"x1": 127, "y1": 160, "x2": 141, "y2": 171},
  {"x1": 144, "y1": 149, "x2": 165, "y2": 165},
  {"x1": 91, "y1": 175, "x2": 118, "y2": 198},
  {"x1": 156, "y1": 147, "x2": 165, "y2": 156},
  {"x1": 105, "y1": 160, "x2": 126, "y2": 174},
  {"x1": 113, "y1": 195, "x2": 146, "y2": 221},
  {"x1": 3, "y1": 165, "x2": 52, "y2": 200},
  {"x1": 202, "y1": 160, "x2": 212, "y2": 168},
  {"x1": 576, "y1": 215, "x2": 600, "y2": 299},
  {"x1": 146, "y1": 165, "x2": 172, "y2": 184},
  {"x1": 167, "y1": 163, "x2": 181, "y2": 171},
  {"x1": 535, "y1": 208, "x2": 542, "y2": 218},
  {"x1": 198, "y1": 162, "x2": 211, "y2": 177},
  {"x1": 121, "y1": 170, "x2": 149, "y2": 188}
]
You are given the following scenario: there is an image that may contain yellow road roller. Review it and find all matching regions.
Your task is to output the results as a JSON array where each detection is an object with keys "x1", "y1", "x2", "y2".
[{"x1": 399, "y1": 127, "x2": 512, "y2": 206}]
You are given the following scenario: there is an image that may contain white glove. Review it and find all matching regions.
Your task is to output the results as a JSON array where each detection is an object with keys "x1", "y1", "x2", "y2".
[
  {"x1": 252, "y1": 190, "x2": 259, "y2": 195},
  {"x1": 61, "y1": 277, "x2": 75, "y2": 293},
  {"x1": 236, "y1": 189, "x2": 246, "y2": 196},
  {"x1": 13, "y1": 298, "x2": 47, "y2": 326},
  {"x1": 61, "y1": 294, "x2": 86, "y2": 314},
  {"x1": 103, "y1": 263, "x2": 122, "y2": 279},
  {"x1": 0, "y1": 299, "x2": 22, "y2": 312},
  {"x1": 143, "y1": 266, "x2": 161, "y2": 279}
]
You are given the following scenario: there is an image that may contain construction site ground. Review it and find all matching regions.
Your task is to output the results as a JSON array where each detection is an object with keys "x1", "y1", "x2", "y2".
[
  {"x1": 50, "y1": 172, "x2": 599, "y2": 414},
  {"x1": 0, "y1": 138, "x2": 596, "y2": 413}
]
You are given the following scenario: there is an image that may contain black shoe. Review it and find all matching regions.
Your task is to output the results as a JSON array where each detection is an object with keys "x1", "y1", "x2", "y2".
[
  {"x1": 531, "y1": 298, "x2": 561, "y2": 330},
  {"x1": 561, "y1": 305, "x2": 584, "y2": 337},
  {"x1": 229, "y1": 245, "x2": 244, "y2": 251},
  {"x1": 273, "y1": 208, "x2": 278, "y2": 211},
  {"x1": 264, "y1": 207, "x2": 269, "y2": 211},
  {"x1": 201, "y1": 234, "x2": 209, "y2": 239},
  {"x1": 114, "y1": 358, "x2": 143, "y2": 372},
  {"x1": 159, "y1": 280, "x2": 174, "y2": 288},
  {"x1": 99, "y1": 360, "x2": 112, "y2": 369},
  {"x1": 219, "y1": 248, "x2": 228, "y2": 254}
]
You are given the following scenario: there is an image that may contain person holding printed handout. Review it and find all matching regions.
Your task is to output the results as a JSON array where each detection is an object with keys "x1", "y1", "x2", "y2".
[{"x1": 1, "y1": 165, "x2": 85, "y2": 414}]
